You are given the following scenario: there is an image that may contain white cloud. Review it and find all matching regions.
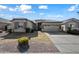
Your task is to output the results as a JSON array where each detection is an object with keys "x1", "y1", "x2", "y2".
[
  {"x1": 9, "y1": 8, "x2": 17, "y2": 11},
  {"x1": 45, "y1": 14, "x2": 64, "y2": 20},
  {"x1": 0, "y1": 4, "x2": 32, "y2": 12},
  {"x1": 19, "y1": 4, "x2": 35, "y2": 14},
  {"x1": 39, "y1": 13, "x2": 44, "y2": 15},
  {"x1": 0, "y1": 14, "x2": 4, "y2": 16},
  {"x1": 16, "y1": 4, "x2": 33, "y2": 13},
  {"x1": 0, "y1": 5, "x2": 7, "y2": 10},
  {"x1": 6, "y1": 5, "x2": 18, "y2": 11},
  {"x1": 47, "y1": 15, "x2": 63, "y2": 18},
  {"x1": 0, "y1": 4, "x2": 35, "y2": 14},
  {"x1": 19, "y1": 4, "x2": 32, "y2": 11},
  {"x1": 39, "y1": 5, "x2": 48, "y2": 9},
  {"x1": 8, "y1": 4, "x2": 34, "y2": 14},
  {"x1": 23, "y1": 10, "x2": 35, "y2": 13},
  {"x1": 56, "y1": 15, "x2": 63, "y2": 18},
  {"x1": 68, "y1": 4, "x2": 79, "y2": 11}
]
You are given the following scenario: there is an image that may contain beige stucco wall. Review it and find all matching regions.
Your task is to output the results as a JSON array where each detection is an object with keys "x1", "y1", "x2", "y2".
[
  {"x1": 61, "y1": 21, "x2": 79, "y2": 32},
  {"x1": 12, "y1": 20, "x2": 27, "y2": 29},
  {"x1": 67, "y1": 21, "x2": 78, "y2": 28},
  {"x1": 0, "y1": 22, "x2": 7, "y2": 30},
  {"x1": 26, "y1": 21, "x2": 33, "y2": 29},
  {"x1": 12, "y1": 20, "x2": 34, "y2": 29},
  {"x1": 7, "y1": 23, "x2": 14, "y2": 29},
  {"x1": 7, "y1": 20, "x2": 34, "y2": 32}
]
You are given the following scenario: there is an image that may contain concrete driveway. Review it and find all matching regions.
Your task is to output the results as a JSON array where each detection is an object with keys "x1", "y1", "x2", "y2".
[{"x1": 46, "y1": 31, "x2": 79, "y2": 53}]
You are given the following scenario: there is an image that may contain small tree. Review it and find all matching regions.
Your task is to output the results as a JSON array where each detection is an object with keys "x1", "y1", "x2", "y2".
[{"x1": 68, "y1": 27, "x2": 72, "y2": 31}]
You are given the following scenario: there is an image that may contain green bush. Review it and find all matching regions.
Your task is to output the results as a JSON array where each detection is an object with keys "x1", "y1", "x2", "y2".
[
  {"x1": 67, "y1": 29, "x2": 79, "y2": 35},
  {"x1": 67, "y1": 27, "x2": 72, "y2": 31},
  {"x1": 18, "y1": 37, "x2": 29, "y2": 44}
]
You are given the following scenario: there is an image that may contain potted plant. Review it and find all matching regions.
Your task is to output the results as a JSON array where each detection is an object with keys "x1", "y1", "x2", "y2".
[
  {"x1": 18, "y1": 37, "x2": 29, "y2": 47},
  {"x1": 17, "y1": 37, "x2": 30, "y2": 52}
]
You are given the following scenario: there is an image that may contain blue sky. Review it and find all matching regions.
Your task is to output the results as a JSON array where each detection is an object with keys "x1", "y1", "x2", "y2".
[{"x1": 0, "y1": 4, "x2": 79, "y2": 21}]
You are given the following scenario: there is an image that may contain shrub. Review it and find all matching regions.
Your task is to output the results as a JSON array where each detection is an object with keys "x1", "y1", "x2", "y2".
[
  {"x1": 72, "y1": 29, "x2": 79, "y2": 34},
  {"x1": 67, "y1": 27, "x2": 72, "y2": 33},
  {"x1": 67, "y1": 29, "x2": 79, "y2": 35},
  {"x1": 18, "y1": 37, "x2": 29, "y2": 45},
  {"x1": 67, "y1": 27, "x2": 72, "y2": 31}
]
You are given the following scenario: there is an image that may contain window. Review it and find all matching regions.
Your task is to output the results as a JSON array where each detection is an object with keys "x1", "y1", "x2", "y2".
[
  {"x1": 69, "y1": 24, "x2": 74, "y2": 28},
  {"x1": 70, "y1": 24, "x2": 72, "y2": 27}
]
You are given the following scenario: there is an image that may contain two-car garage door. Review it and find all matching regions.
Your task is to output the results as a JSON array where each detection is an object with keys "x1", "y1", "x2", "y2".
[{"x1": 42, "y1": 25, "x2": 59, "y2": 32}]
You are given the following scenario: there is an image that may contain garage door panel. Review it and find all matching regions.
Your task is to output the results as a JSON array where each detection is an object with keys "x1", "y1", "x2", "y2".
[{"x1": 42, "y1": 26, "x2": 59, "y2": 31}]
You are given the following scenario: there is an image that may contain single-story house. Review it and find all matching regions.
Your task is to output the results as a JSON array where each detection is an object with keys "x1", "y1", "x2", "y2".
[
  {"x1": 61, "y1": 18, "x2": 79, "y2": 32},
  {"x1": 0, "y1": 18, "x2": 79, "y2": 33},
  {"x1": 35, "y1": 18, "x2": 79, "y2": 32},
  {"x1": 7, "y1": 18, "x2": 36, "y2": 32},
  {"x1": 35, "y1": 20, "x2": 62, "y2": 31},
  {"x1": 0, "y1": 18, "x2": 10, "y2": 30}
]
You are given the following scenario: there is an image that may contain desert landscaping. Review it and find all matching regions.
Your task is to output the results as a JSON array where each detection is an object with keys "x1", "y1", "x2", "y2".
[{"x1": 0, "y1": 31, "x2": 59, "y2": 53}]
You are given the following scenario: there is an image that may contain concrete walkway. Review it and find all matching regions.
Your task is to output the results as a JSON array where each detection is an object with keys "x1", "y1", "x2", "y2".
[{"x1": 46, "y1": 31, "x2": 79, "y2": 53}]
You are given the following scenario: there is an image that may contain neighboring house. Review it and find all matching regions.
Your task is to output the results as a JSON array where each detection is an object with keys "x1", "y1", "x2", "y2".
[
  {"x1": 35, "y1": 20, "x2": 62, "y2": 32},
  {"x1": 0, "y1": 17, "x2": 79, "y2": 32},
  {"x1": 61, "y1": 18, "x2": 79, "y2": 32},
  {"x1": 0, "y1": 18, "x2": 10, "y2": 30},
  {"x1": 35, "y1": 18, "x2": 79, "y2": 32},
  {"x1": 8, "y1": 18, "x2": 36, "y2": 32},
  {"x1": 42, "y1": 22, "x2": 62, "y2": 32}
]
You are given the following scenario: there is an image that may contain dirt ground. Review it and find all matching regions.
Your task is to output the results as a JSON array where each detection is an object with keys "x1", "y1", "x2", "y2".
[{"x1": 0, "y1": 31, "x2": 59, "y2": 53}]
